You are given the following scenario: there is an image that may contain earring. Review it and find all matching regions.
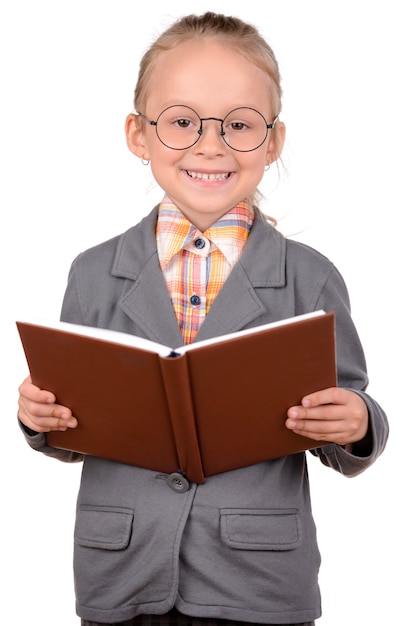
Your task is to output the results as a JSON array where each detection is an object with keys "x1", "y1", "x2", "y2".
[
  {"x1": 264, "y1": 163, "x2": 270, "y2": 172},
  {"x1": 141, "y1": 159, "x2": 150, "y2": 166}
]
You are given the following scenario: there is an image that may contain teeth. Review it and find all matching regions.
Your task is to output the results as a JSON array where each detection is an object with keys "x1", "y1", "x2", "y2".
[{"x1": 187, "y1": 171, "x2": 229, "y2": 181}]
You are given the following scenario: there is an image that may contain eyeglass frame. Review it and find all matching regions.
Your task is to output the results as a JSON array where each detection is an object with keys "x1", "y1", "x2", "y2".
[{"x1": 135, "y1": 104, "x2": 279, "y2": 152}]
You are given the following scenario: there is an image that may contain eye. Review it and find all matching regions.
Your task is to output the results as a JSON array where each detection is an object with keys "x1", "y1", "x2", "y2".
[
  {"x1": 159, "y1": 106, "x2": 200, "y2": 135},
  {"x1": 171, "y1": 114, "x2": 199, "y2": 131},
  {"x1": 175, "y1": 118, "x2": 193, "y2": 129},
  {"x1": 223, "y1": 108, "x2": 264, "y2": 136},
  {"x1": 229, "y1": 121, "x2": 248, "y2": 132}
]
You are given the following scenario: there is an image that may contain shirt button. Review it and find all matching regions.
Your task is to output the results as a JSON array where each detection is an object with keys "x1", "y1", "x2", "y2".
[
  {"x1": 194, "y1": 237, "x2": 205, "y2": 249},
  {"x1": 190, "y1": 294, "x2": 201, "y2": 306}
]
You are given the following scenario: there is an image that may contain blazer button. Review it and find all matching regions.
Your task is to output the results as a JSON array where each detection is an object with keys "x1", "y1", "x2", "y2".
[{"x1": 167, "y1": 472, "x2": 190, "y2": 493}]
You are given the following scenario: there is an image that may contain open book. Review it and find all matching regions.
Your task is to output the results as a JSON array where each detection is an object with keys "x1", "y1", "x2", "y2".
[{"x1": 16, "y1": 310, "x2": 336, "y2": 483}]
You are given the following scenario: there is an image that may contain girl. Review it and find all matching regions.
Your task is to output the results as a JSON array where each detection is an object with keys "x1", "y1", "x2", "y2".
[{"x1": 17, "y1": 12, "x2": 388, "y2": 626}]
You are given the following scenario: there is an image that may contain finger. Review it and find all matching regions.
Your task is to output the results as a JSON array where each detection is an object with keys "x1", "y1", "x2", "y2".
[
  {"x1": 290, "y1": 420, "x2": 345, "y2": 440},
  {"x1": 286, "y1": 410, "x2": 365, "y2": 443},
  {"x1": 301, "y1": 387, "x2": 350, "y2": 408},
  {"x1": 286, "y1": 404, "x2": 346, "y2": 436},
  {"x1": 42, "y1": 400, "x2": 78, "y2": 431},
  {"x1": 286, "y1": 412, "x2": 341, "y2": 433},
  {"x1": 289, "y1": 403, "x2": 349, "y2": 422},
  {"x1": 47, "y1": 415, "x2": 78, "y2": 432},
  {"x1": 19, "y1": 399, "x2": 77, "y2": 432},
  {"x1": 18, "y1": 376, "x2": 56, "y2": 405},
  {"x1": 27, "y1": 414, "x2": 78, "y2": 433},
  {"x1": 20, "y1": 393, "x2": 71, "y2": 419},
  {"x1": 45, "y1": 404, "x2": 77, "y2": 431}
]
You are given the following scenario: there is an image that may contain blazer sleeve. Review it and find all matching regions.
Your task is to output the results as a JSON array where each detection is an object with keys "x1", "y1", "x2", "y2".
[{"x1": 306, "y1": 260, "x2": 389, "y2": 476}]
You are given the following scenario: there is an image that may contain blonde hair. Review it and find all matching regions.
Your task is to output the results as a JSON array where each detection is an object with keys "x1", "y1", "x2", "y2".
[{"x1": 133, "y1": 12, "x2": 283, "y2": 221}]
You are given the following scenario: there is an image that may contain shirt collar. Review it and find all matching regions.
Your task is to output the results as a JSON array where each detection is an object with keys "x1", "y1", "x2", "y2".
[{"x1": 156, "y1": 196, "x2": 254, "y2": 270}]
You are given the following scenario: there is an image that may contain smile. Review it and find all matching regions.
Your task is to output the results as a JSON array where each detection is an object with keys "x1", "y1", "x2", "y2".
[{"x1": 186, "y1": 171, "x2": 230, "y2": 181}]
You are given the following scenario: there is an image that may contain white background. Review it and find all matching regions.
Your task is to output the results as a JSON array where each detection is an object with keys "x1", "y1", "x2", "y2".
[{"x1": 1, "y1": 1, "x2": 416, "y2": 624}]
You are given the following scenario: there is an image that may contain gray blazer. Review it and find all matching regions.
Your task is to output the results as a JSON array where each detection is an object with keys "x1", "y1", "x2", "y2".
[{"x1": 23, "y1": 206, "x2": 388, "y2": 624}]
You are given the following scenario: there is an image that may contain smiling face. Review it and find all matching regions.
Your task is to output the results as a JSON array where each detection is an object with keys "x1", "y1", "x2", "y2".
[{"x1": 125, "y1": 39, "x2": 285, "y2": 231}]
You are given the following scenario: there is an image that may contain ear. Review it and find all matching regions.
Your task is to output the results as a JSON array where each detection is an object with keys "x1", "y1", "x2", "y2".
[
  {"x1": 125, "y1": 114, "x2": 150, "y2": 160},
  {"x1": 265, "y1": 121, "x2": 286, "y2": 166}
]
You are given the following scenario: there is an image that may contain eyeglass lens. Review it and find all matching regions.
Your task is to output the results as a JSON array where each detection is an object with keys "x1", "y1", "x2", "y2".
[{"x1": 154, "y1": 105, "x2": 270, "y2": 152}]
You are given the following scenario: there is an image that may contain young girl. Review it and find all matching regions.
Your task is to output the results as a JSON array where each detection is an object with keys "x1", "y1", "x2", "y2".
[{"x1": 17, "y1": 12, "x2": 388, "y2": 626}]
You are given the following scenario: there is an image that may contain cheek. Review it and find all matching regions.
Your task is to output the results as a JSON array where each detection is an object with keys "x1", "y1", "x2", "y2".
[
  {"x1": 146, "y1": 135, "x2": 176, "y2": 163},
  {"x1": 141, "y1": 129, "x2": 163, "y2": 160},
  {"x1": 148, "y1": 150, "x2": 183, "y2": 189},
  {"x1": 244, "y1": 154, "x2": 267, "y2": 179}
]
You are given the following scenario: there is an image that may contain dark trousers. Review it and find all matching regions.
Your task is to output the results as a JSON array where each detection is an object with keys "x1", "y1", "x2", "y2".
[{"x1": 81, "y1": 608, "x2": 315, "y2": 626}]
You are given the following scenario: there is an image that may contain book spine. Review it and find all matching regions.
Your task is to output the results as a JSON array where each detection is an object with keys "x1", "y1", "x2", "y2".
[{"x1": 159, "y1": 354, "x2": 205, "y2": 484}]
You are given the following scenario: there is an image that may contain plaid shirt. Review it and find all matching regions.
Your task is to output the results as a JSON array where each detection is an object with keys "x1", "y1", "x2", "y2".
[{"x1": 156, "y1": 196, "x2": 254, "y2": 344}]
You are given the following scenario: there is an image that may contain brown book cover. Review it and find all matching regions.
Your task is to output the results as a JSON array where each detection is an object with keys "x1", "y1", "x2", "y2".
[{"x1": 16, "y1": 311, "x2": 336, "y2": 483}]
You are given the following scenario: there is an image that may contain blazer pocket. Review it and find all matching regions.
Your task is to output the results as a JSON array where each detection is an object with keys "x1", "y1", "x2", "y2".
[
  {"x1": 75, "y1": 505, "x2": 134, "y2": 550},
  {"x1": 220, "y1": 508, "x2": 302, "y2": 551}
]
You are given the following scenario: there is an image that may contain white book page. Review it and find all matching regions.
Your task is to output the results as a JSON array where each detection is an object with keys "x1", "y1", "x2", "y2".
[
  {"x1": 176, "y1": 310, "x2": 326, "y2": 354},
  {"x1": 16, "y1": 310, "x2": 325, "y2": 357},
  {"x1": 16, "y1": 318, "x2": 173, "y2": 357}
]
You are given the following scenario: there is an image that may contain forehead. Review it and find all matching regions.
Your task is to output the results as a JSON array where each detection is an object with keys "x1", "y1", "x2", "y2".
[{"x1": 146, "y1": 39, "x2": 273, "y2": 115}]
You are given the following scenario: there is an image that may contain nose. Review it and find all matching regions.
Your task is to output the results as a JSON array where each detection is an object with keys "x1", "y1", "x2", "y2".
[{"x1": 194, "y1": 117, "x2": 226, "y2": 154}]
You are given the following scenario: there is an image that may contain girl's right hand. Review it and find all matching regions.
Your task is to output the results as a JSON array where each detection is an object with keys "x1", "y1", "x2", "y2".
[{"x1": 18, "y1": 375, "x2": 78, "y2": 433}]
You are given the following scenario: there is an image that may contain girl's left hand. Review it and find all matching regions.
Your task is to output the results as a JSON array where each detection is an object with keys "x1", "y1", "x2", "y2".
[{"x1": 286, "y1": 387, "x2": 369, "y2": 445}]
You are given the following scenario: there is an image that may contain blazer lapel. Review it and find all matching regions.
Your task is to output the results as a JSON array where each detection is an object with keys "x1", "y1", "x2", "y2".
[
  {"x1": 111, "y1": 206, "x2": 184, "y2": 349},
  {"x1": 111, "y1": 205, "x2": 286, "y2": 347},
  {"x1": 119, "y1": 255, "x2": 184, "y2": 349}
]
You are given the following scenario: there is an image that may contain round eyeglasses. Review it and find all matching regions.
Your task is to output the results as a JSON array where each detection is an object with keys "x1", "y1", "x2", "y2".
[{"x1": 137, "y1": 105, "x2": 279, "y2": 152}]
